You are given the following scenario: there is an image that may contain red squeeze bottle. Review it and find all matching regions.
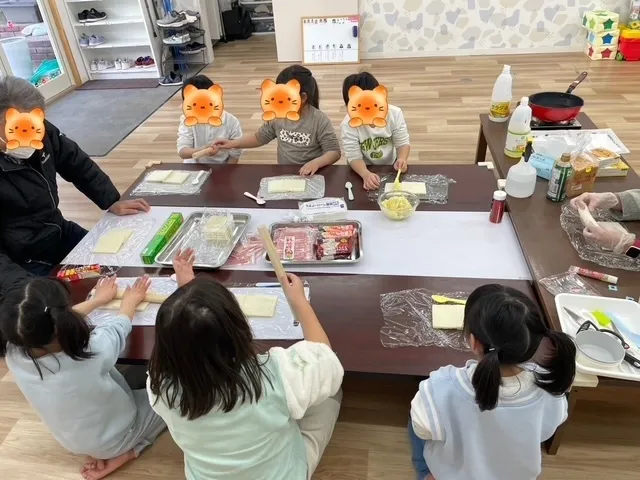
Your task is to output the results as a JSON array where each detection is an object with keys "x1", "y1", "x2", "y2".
[{"x1": 489, "y1": 190, "x2": 507, "y2": 224}]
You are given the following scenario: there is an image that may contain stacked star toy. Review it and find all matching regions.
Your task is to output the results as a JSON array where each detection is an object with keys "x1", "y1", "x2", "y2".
[{"x1": 582, "y1": 9, "x2": 620, "y2": 60}]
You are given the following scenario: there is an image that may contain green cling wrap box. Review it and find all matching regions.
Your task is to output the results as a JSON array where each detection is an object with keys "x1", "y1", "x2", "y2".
[{"x1": 141, "y1": 213, "x2": 184, "y2": 264}]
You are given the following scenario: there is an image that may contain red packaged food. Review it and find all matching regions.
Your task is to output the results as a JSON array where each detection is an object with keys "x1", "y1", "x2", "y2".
[
  {"x1": 320, "y1": 225, "x2": 356, "y2": 239},
  {"x1": 56, "y1": 264, "x2": 101, "y2": 282},
  {"x1": 273, "y1": 227, "x2": 317, "y2": 262},
  {"x1": 315, "y1": 236, "x2": 355, "y2": 260}
]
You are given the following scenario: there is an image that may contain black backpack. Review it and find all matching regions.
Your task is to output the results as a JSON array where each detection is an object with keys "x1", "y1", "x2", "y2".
[{"x1": 222, "y1": 2, "x2": 252, "y2": 41}]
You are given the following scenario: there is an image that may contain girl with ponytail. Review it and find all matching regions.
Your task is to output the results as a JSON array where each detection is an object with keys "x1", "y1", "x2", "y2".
[
  {"x1": 409, "y1": 284, "x2": 576, "y2": 480},
  {"x1": 0, "y1": 275, "x2": 166, "y2": 480}
]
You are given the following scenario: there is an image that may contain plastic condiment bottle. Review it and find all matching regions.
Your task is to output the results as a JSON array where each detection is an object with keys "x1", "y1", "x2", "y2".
[
  {"x1": 489, "y1": 190, "x2": 507, "y2": 223},
  {"x1": 489, "y1": 65, "x2": 512, "y2": 123},
  {"x1": 505, "y1": 139, "x2": 536, "y2": 199},
  {"x1": 504, "y1": 97, "x2": 532, "y2": 158}
]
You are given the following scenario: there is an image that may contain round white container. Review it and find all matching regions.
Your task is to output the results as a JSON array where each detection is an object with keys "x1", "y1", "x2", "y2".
[{"x1": 0, "y1": 36, "x2": 34, "y2": 80}]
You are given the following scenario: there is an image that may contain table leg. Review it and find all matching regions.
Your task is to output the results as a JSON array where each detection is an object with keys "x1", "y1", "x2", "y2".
[
  {"x1": 474, "y1": 123, "x2": 488, "y2": 164},
  {"x1": 545, "y1": 387, "x2": 579, "y2": 455}
]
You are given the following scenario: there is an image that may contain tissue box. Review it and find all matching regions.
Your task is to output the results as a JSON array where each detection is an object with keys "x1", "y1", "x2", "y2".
[
  {"x1": 586, "y1": 29, "x2": 619, "y2": 47},
  {"x1": 585, "y1": 42, "x2": 617, "y2": 60},
  {"x1": 529, "y1": 153, "x2": 556, "y2": 180},
  {"x1": 583, "y1": 10, "x2": 619, "y2": 32}
]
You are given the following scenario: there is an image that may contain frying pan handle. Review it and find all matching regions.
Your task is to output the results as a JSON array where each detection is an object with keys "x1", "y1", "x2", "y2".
[{"x1": 566, "y1": 72, "x2": 588, "y2": 94}]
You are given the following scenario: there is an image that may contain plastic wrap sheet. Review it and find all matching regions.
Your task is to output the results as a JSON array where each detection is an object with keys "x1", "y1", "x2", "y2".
[
  {"x1": 63, "y1": 216, "x2": 155, "y2": 271},
  {"x1": 130, "y1": 170, "x2": 210, "y2": 196},
  {"x1": 539, "y1": 272, "x2": 601, "y2": 296},
  {"x1": 257, "y1": 175, "x2": 325, "y2": 201},
  {"x1": 369, "y1": 174, "x2": 456, "y2": 204},
  {"x1": 560, "y1": 203, "x2": 640, "y2": 271},
  {"x1": 225, "y1": 234, "x2": 265, "y2": 266},
  {"x1": 380, "y1": 288, "x2": 470, "y2": 350},
  {"x1": 87, "y1": 276, "x2": 177, "y2": 326}
]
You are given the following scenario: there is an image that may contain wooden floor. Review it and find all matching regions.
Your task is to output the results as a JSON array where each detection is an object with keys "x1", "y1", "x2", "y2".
[{"x1": 2, "y1": 35, "x2": 640, "y2": 478}]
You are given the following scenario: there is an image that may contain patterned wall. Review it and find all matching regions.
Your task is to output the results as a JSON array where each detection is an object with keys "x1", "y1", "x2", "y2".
[{"x1": 360, "y1": 0, "x2": 630, "y2": 57}]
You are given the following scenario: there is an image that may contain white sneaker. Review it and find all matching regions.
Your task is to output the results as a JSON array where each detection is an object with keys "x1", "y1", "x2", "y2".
[
  {"x1": 90, "y1": 60, "x2": 98, "y2": 72},
  {"x1": 114, "y1": 58, "x2": 122, "y2": 70},
  {"x1": 121, "y1": 58, "x2": 132, "y2": 70},
  {"x1": 163, "y1": 33, "x2": 190, "y2": 45},
  {"x1": 97, "y1": 59, "x2": 113, "y2": 71}
]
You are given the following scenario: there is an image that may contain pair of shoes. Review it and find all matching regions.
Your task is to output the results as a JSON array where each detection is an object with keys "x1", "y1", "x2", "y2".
[
  {"x1": 186, "y1": 25, "x2": 205, "y2": 36},
  {"x1": 159, "y1": 71, "x2": 184, "y2": 86},
  {"x1": 79, "y1": 33, "x2": 89, "y2": 47},
  {"x1": 179, "y1": 42, "x2": 205, "y2": 54},
  {"x1": 78, "y1": 8, "x2": 107, "y2": 23},
  {"x1": 90, "y1": 60, "x2": 98, "y2": 72},
  {"x1": 156, "y1": 10, "x2": 197, "y2": 28},
  {"x1": 97, "y1": 59, "x2": 114, "y2": 71},
  {"x1": 134, "y1": 56, "x2": 156, "y2": 69},
  {"x1": 115, "y1": 58, "x2": 134, "y2": 70},
  {"x1": 163, "y1": 33, "x2": 190, "y2": 45},
  {"x1": 79, "y1": 33, "x2": 106, "y2": 47}
]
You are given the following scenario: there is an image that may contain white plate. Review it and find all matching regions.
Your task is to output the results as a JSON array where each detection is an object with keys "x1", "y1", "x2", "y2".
[{"x1": 555, "y1": 293, "x2": 640, "y2": 381}]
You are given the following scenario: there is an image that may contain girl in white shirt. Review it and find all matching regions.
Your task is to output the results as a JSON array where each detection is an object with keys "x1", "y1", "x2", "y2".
[
  {"x1": 147, "y1": 249, "x2": 344, "y2": 480},
  {"x1": 409, "y1": 284, "x2": 576, "y2": 480},
  {"x1": 341, "y1": 71, "x2": 411, "y2": 190},
  {"x1": 177, "y1": 75, "x2": 243, "y2": 164}
]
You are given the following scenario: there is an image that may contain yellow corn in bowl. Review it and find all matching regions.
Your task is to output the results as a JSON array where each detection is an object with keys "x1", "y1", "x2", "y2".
[{"x1": 378, "y1": 190, "x2": 420, "y2": 221}]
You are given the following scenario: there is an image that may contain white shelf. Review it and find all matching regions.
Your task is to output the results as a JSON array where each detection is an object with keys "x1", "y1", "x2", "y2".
[
  {"x1": 81, "y1": 40, "x2": 151, "y2": 49},
  {"x1": 92, "y1": 67, "x2": 157, "y2": 75},
  {"x1": 74, "y1": 16, "x2": 145, "y2": 27}
]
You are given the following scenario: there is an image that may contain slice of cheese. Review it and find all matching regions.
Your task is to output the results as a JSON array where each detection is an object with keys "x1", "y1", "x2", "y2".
[
  {"x1": 92, "y1": 229, "x2": 133, "y2": 254},
  {"x1": 100, "y1": 300, "x2": 149, "y2": 312},
  {"x1": 268, "y1": 179, "x2": 307, "y2": 194},
  {"x1": 146, "y1": 170, "x2": 172, "y2": 182},
  {"x1": 432, "y1": 304, "x2": 465, "y2": 330},
  {"x1": 163, "y1": 171, "x2": 190, "y2": 184},
  {"x1": 385, "y1": 182, "x2": 427, "y2": 195},
  {"x1": 235, "y1": 294, "x2": 278, "y2": 317}
]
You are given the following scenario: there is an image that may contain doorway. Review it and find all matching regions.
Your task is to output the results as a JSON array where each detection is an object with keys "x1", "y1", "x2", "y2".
[{"x1": 0, "y1": 0, "x2": 73, "y2": 100}]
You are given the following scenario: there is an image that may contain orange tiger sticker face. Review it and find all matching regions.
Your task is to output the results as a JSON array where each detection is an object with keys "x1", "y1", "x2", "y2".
[
  {"x1": 182, "y1": 84, "x2": 224, "y2": 127},
  {"x1": 5, "y1": 108, "x2": 46, "y2": 150},
  {"x1": 260, "y1": 79, "x2": 301, "y2": 122},
  {"x1": 347, "y1": 85, "x2": 388, "y2": 128}
]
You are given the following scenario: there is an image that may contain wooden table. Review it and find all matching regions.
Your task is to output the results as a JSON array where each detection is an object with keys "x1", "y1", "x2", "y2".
[
  {"x1": 107, "y1": 164, "x2": 535, "y2": 378},
  {"x1": 474, "y1": 113, "x2": 640, "y2": 453}
]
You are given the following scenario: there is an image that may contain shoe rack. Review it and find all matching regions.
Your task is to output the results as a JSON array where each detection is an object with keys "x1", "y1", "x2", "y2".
[{"x1": 62, "y1": 0, "x2": 163, "y2": 80}]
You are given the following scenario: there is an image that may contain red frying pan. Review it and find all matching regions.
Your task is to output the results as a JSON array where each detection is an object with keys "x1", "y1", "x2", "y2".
[{"x1": 529, "y1": 72, "x2": 588, "y2": 123}]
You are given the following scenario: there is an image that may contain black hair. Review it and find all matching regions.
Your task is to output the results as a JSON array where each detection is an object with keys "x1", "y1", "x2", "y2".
[
  {"x1": 0, "y1": 278, "x2": 94, "y2": 379},
  {"x1": 463, "y1": 284, "x2": 576, "y2": 411},
  {"x1": 342, "y1": 71, "x2": 379, "y2": 105},
  {"x1": 276, "y1": 65, "x2": 319, "y2": 109},
  {"x1": 181, "y1": 74, "x2": 214, "y2": 100},
  {"x1": 148, "y1": 276, "x2": 272, "y2": 420}
]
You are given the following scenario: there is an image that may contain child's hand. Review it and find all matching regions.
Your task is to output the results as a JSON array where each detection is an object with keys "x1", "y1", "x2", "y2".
[
  {"x1": 92, "y1": 275, "x2": 118, "y2": 305},
  {"x1": 120, "y1": 275, "x2": 151, "y2": 316},
  {"x1": 394, "y1": 159, "x2": 408, "y2": 173},
  {"x1": 299, "y1": 159, "x2": 322, "y2": 177},
  {"x1": 362, "y1": 171, "x2": 381, "y2": 190},
  {"x1": 173, "y1": 248, "x2": 196, "y2": 287},
  {"x1": 214, "y1": 139, "x2": 237, "y2": 150},
  {"x1": 282, "y1": 273, "x2": 308, "y2": 308}
]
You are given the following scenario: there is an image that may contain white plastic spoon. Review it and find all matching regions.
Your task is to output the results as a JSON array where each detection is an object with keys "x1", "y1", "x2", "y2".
[
  {"x1": 244, "y1": 191, "x2": 266, "y2": 205},
  {"x1": 345, "y1": 181, "x2": 354, "y2": 201},
  {"x1": 192, "y1": 170, "x2": 206, "y2": 185}
]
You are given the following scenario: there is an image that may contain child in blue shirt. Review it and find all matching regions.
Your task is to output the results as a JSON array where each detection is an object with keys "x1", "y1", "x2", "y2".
[{"x1": 409, "y1": 284, "x2": 576, "y2": 480}]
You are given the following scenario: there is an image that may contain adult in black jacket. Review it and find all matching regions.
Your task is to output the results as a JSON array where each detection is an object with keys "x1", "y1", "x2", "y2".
[{"x1": 0, "y1": 76, "x2": 149, "y2": 297}]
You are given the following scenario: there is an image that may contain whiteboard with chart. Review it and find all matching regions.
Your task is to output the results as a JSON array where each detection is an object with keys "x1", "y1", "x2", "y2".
[{"x1": 302, "y1": 16, "x2": 360, "y2": 65}]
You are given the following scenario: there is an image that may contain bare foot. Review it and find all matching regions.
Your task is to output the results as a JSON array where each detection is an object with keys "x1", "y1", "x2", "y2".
[
  {"x1": 80, "y1": 450, "x2": 135, "y2": 480},
  {"x1": 82, "y1": 457, "x2": 105, "y2": 472}
]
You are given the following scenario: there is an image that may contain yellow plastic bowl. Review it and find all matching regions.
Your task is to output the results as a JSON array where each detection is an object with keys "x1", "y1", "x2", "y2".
[{"x1": 378, "y1": 190, "x2": 420, "y2": 221}]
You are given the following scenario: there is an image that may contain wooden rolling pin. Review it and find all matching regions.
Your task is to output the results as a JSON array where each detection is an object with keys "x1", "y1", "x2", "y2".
[
  {"x1": 258, "y1": 225, "x2": 287, "y2": 285},
  {"x1": 192, "y1": 147, "x2": 216, "y2": 159}
]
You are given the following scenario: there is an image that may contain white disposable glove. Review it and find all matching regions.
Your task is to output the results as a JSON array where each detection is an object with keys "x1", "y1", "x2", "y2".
[
  {"x1": 583, "y1": 224, "x2": 635, "y2": 254},
  {"x1": 570, "y1": 192, "x2": 619, "y2": 212}
]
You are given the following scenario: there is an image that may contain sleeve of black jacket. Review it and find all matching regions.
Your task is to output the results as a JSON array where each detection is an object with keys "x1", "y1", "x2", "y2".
[
  {"x1": 0, "y1": 241, "x2": 32, "y2": 298},
  {"x1": 47, "y1": 120, "x2": 121, "y2": 210}
]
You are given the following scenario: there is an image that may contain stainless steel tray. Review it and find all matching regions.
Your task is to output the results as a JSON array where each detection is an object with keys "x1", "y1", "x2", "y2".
[
  {"x1": 266, "y1": 220, "x2": 363, "y2": 266},
  {"x1": 156, "y1": 212, "x2": 251, "y2": 269}
]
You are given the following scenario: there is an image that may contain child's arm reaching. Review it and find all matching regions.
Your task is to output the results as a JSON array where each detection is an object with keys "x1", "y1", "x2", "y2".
[
  {"x1": 342, "y1": 123, "x2": 381, "y2": 190},
  {"x1": 391, "y1": 109, "x2": 410, "y2": 171},
  {"x1": 73, "y1": 276, "x2": 118, "y2": 316},
  {"x1": 216, "y1": 120, "x2": 273, "y2": 152},
  {"x1": 173, "y1": 248, "x2": 195, "y2": 287},
  {"x1": 281, "y1": 273, "x2": 330, "y2": 347},
  {"x1": 118, "y1": 275, "x2": 152, "y2": 320},
  {"x1": 299, "y1": 116, "x2": 341, "y2": 176},
  {"x1": 177, "y1": 117, "x2": 198, "y2": 160}
]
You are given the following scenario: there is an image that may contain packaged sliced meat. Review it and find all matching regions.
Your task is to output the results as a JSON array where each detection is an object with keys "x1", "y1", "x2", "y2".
[
  {"x1": 315, "y1": 236, "x2": 355, "y2": 260},
  {"x1": 320, "y1": 225, "x2": 356, "y2": 239},
  {"x1": 273, "y1": 227, "x2": 317, "y2": 262}
]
